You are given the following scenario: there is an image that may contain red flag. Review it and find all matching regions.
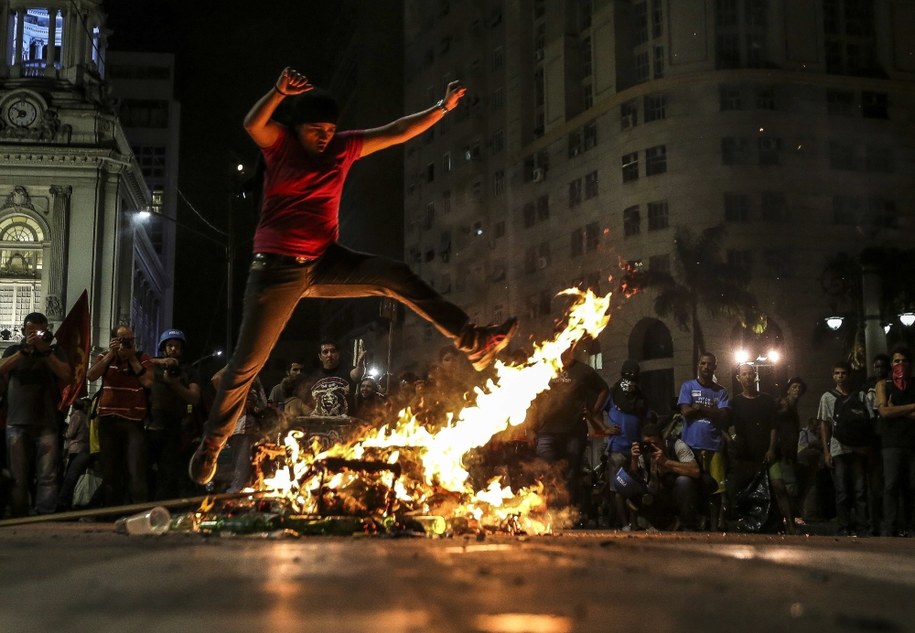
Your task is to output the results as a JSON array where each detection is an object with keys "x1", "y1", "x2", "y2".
[{"x1": 55, "y1": 290, "x2": 91, "y2": 412}]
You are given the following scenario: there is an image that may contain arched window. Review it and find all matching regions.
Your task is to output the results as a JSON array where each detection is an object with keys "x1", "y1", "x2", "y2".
[{"x1": 0, "y1": 212, "x2": 46, "y2": 337}]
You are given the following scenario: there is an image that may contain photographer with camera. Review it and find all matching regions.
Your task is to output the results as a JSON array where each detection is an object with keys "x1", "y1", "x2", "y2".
[
  {"x1": 0, "y1": 312, "x2": 72, "y2": 516},
  {"x1": 87, "y1": 325, "x2": 154, "y2": 506},
  {"x1": 146, "y1": 329, "x2": 201, "y2": 499},
  {"x1": 626, "y1": 423, "x2": 702, "y2": 531}
]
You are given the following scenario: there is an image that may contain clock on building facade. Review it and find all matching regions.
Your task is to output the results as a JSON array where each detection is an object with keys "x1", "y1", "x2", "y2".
[{"x1": 0, "y1": 90, "x2": 44, "y2": 130}]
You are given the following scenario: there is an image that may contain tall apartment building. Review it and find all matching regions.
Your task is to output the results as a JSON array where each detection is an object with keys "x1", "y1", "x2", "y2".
[{"x1": 402, "y1": 0, "x2": 915, "y2": 412}]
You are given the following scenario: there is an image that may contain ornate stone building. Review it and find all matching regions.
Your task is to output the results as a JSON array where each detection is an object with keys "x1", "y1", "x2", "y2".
[{"x1": 0, "y1": 1, "x2": 165, "y2": 353}]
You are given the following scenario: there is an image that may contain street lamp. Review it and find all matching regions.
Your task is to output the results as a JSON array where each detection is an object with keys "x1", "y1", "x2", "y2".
[
  {"x1": 132, "y1": 207, "x2": 235, "y2": 357},
  {"x1": 899, "y1": 312, "x2": 915, "y2": 327},
  {"x1": 825, "y1": 315, "x2": 845, "y2": 331}
]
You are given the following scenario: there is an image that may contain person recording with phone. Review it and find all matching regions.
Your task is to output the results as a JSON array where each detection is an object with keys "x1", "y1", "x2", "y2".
[
  {"x1": 0, "y1": 312, "x2": 71, "y2": 516},
  {"x1": 628, "y1": 423, "x2": 701, "y2": 531},
  {"x1": 87, "y1": 325, "x2": 154, "y2": 506}
]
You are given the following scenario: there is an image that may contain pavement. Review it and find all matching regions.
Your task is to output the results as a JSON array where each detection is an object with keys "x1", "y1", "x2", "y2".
[{"x1": 1, "y1": 521, "x2": 914, "y2": 633}]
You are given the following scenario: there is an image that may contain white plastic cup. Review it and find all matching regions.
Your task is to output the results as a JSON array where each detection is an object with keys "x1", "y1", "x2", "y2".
[{"x1": 114, "y1": 506, "x2": 171, "y2": 536}]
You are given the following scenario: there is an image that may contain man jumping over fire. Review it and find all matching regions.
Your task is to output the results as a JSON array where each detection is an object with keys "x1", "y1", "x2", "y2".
[{"x1": 189, "y1": 68, "x2": 517, "y2": 485}]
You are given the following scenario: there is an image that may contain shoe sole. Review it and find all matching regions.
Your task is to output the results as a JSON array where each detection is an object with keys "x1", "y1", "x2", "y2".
[{"x1": 188, "y1": 442, "x2": 220, "y2": 485}]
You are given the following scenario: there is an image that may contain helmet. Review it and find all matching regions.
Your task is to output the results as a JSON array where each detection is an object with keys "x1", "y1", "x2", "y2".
[{"x1": 157, "y1": 328, "x2": 186, "y2": 352}]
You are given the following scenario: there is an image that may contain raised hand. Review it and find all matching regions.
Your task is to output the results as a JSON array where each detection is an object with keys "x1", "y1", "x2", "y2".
[{"x1": 275, "y1": 67, "x2": 313, "y2": 96}]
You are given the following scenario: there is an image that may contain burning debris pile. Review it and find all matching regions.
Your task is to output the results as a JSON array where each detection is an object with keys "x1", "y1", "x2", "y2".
[{"x1": 175, "y1": 290, "x2": 612, "y2": 538}]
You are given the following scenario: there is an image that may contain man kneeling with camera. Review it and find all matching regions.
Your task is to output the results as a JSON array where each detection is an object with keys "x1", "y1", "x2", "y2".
[{"x1": 621, "y1": 423, "x2": 703, "y2": 531}]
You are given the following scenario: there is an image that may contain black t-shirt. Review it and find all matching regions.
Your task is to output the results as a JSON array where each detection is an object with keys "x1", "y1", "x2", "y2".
[
  {"x1": 2, "y1": 343, "x2": 67, "y2": 427},
  {"x1": 883, "y1": 382, "x2": 915, "y2": 449},
  {"x1": 730, "y1": 393, "x2": 776, "y2": 462},
  {"x1": 308, "y1": 365, "x2": 353, "y2": 416},
  {"x1": 149, "y1": 360, "x2": 200, "y2": 425},
  {"x1": 533, "y1": 361, "x2": 608, "y2": 435}
]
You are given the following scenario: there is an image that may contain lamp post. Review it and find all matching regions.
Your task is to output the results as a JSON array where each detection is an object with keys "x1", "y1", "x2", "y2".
[
  {"x1": 734, "y1": 349, "x2": 781, "y2": 392},
  {"x1": 132, "y1": 207, "x2": 235, "y2": 357}
]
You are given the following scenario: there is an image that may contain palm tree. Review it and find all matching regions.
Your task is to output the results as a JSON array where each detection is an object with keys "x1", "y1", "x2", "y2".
[{"x1": 621, "y1": 224, "x2": 767, "y2": 367}]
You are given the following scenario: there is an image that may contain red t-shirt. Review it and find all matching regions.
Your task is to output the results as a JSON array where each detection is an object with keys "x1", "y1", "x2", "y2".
[
  {"x1": 254, "y1": 127, "x2": 364, "y2": 259},
  {"x1": 97, "y1": 353, "x2": 153, "y2": 422}
]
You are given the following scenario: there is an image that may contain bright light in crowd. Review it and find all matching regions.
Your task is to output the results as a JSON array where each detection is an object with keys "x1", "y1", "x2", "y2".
[
  {"x1": 768, "y1": 350, "x2": 780, "y2": 364},
  {"x1": 884, "y1": 323, "x2": 893, "y2": 334},
  {"x1": 825, "y1": 316, "x2": 844, "y2": 331},
  {"x1": 734, "y1": 349, "x2": 750, "y2": 364},
  {"x1": 215, "y1": 350, "x2": 224, "y2": 358},
  {"x1": 900, "y1": 312, "x2": 915, "y2": 327},
  {"x1": 367, "y1": 366, "x2": 380, "y2": 379},
  {"x1": 236, "y1": 163, "x2": 245, "y2": 172}
]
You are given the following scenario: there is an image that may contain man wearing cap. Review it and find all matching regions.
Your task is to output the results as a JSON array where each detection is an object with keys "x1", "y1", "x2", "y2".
[
  {"x1": 190, "y1": 67, "x2": 518, "y2": 485},
  {"x1": 603, "y1": 359, "x2": 649, "y2": 530},
  {"x1": 148, "y1": 329, "x2": 200, "y2": 499}
]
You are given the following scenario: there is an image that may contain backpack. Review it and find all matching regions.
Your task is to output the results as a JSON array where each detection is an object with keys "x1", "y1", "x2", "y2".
[{"x1": 831, "y1": 390, "x2": 873, "y2": 447}]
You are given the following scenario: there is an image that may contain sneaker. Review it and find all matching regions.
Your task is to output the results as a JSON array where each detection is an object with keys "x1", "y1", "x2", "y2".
[
  {"x1": 465, "y1": 317, "x2": 519, "y2": 371},
  {"x1": 188, "y1": 436, "x2": 224, "y2": 485}
]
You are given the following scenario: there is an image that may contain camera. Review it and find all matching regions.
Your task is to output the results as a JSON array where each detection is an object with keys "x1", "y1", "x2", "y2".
[
  {"x1": 164, "y1": 364, "x2": 181, "y2": 378},
  {"x1": 33, "y1": 330, "x2": 53, "y2": 343},
  {"x1": 637, "y1": 440, "x2": 656, "y2": 456},
  {"x1": 118, "y1": 337, "x2": 134, "y2": 349}
]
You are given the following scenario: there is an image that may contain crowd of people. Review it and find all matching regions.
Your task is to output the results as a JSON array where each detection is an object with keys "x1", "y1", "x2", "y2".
[
  {"x1": 595, "y1": 348, "x2": 915, "y2": 536},
  {"x1": 0, "y1": 307, "x2": 912, "y2": 540}
]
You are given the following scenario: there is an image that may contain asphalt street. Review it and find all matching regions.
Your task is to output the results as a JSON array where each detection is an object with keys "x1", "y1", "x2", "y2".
[{"x1": 1, "y1": 523, "x2": 913, "y2": 633}]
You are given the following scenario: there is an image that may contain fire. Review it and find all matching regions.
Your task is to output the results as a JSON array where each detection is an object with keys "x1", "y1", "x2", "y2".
[{"x1": 259, "y1": 289, "x2": 612, "y2": 534}]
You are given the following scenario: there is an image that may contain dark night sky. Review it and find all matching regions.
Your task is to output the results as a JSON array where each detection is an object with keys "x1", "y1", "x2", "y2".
[{"x1": 104, "y1": 1, "x2": 359, "y2": 363}]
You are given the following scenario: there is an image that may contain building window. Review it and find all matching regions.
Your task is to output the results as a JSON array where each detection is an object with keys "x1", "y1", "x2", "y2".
[
  {"x1": 645, "y1": 145, "x2": 667, "y2": 176},
  {"x1": 523, "y1": 202, "x2": 536, "y2": 228},
  {"x1": 442, "y1": 190, "x2": 451, "y2": 214},
  {"x1": 761, "y1": 192, "x2": 787, "y2": 222},
  {"x1": 570, "y1": 227, "x2": 584, "y2": 257},
  {"x1": 623, "y1": 205, "x2": 641, "y2": 237},
  {"x1": 865, "y1": 146, "x2": 893, "y2": 173},
  {"x1": 829, "y1": 142, "x2": 857, "y2": 170},
  {"x1": 827, "y1": 89, "x2": 855, "y2": 115},
  {"x1": 493, "y1": 170, "x2": 505, "y2": 196},
  {"x1": 622, "y1": 152, "x2": 639, "y2": 182},
  {"x1": 426, "y1": 162, "x2": 435, "y2": 183},
  {"x1": 492, "y1": 46, "x2": 504, "y2": 69},
  {"x1": 423, "y1": 202, "x2": 435, "y2": 230},
  {"x1": 537, "y1": 195, "x2": 550, "y2": 221},
  {"x1": 583, "y1": 82, "x2": 593, "y2": 110},
  {"x1": 635, "y1": 51, "x2": 650, "y2": 83},
  {"x1": 720, "y1": 85, "x2": 742, "y2": 111},
  {"x1": 756, "y1": 87, "x2": 776, "y2": 109},
  {"x1": 634, "y1": 1, "x2": 649, "y2": 44},
  {"x1": 492, "y1": 87, "x2": 504, "y2": 110},
  {"x1": 621, "y1": 101, "x2": 638, "y2": 130},
  {"x1": 725, "y1": 193, "x2": 750, "y2": 222},
  {"x1": 568, "y1": 130, "x2": 582, "y2": 157},
  {"x1": 653, "y1": 45, "x2": 664, "y2": 78},
  {"x1": 647, "y1": 201, "x2": 669, "y2": 230},
  {"x1": 644, "y1": 94, "x2": 666, "y2": 122},
  {"x1": 442, "y1": 152, "x2": 452, "y2": 174},
  {"x1": 581, "y1": 36, "x2": 592, "y2": 77},
  {"x1": 649, "y1": 253, "x2": 670, "y2": 274},
  {"x1": 491, "y1": 129, "x2": 504, "y2": 154},
  {"x1": 862, "y1": 91, "x2": 888, "y2": 119},
  {"x1": 833, "y1": 195, "x2": 860, "y2": 224},
  {"x1": 585, "y1": 221, "x2": 600, "y2": 251},
  {"x1": 764, "y1": 249, "x2": 792, "y2": 279},
  {"x1": 584, "y1": 171, "x2": 599, "y2": 199},
  {"x1": 722, "y1": 137, "x2": 751, "y2": 165},
  {"x1": 651, "y1": 0, "x2": 663, "y2": 38},
  {"x1": 758, "y1": 137, "x2": 781, "y2": 165},
  {"x1": 569, "y1": 179, "x2": 583, "y2": 208},
  {"x1": 494, "y1": 220, "x2": 506, "y2": 238},
  {"x1": 583, "y1": 121, "x2": 598, "y2": 149}
]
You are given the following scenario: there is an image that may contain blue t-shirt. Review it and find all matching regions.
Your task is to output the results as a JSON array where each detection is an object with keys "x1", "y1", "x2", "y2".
[
  {"x1": 604, "y1": 392, "x2": 644, "y2": 453},
  {"x1": 677, "y1": 379, "x2": 730, "y2": 451}
]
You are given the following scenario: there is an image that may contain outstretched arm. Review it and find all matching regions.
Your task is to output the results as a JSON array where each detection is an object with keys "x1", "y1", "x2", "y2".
[
  {"x1": 360, "y1": 80, "x2": 467, "y2": 157},
  {"x1": 244, "y1": 67, "x2": 313, "y2": 148}
]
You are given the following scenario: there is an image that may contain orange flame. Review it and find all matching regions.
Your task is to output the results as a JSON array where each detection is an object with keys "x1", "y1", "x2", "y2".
[{"x1": 260, "y1": 289, "x2": 612, "y2": 533}]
